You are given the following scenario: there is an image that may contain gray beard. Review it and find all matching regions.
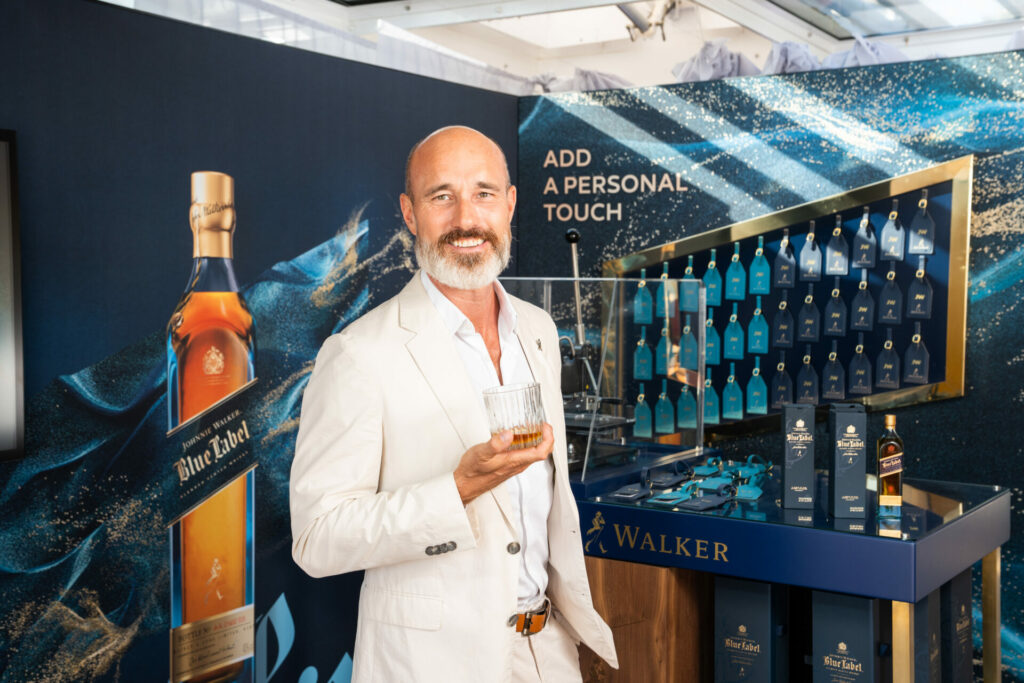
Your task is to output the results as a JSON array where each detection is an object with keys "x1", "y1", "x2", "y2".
[{"x1": 414, "y1": 233, "x2": 511, "y2": 290}]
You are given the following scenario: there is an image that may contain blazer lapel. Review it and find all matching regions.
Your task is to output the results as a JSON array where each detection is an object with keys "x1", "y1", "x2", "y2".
[
  {"x1": 399, "y1": 276, "x2": 488, "y2": 453},
  {"x1": 399, "y1": 275, "x2": 517, "y2": 529}
]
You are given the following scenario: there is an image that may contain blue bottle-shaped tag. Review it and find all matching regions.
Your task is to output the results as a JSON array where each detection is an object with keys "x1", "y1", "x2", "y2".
[
  {"x1": 704, "y1": 368, "x2": 720, "y2": 425},
  {"x1": 907, "y1": 189, "x2": 935, "y2": 255},
  {"x1": 633, "y1": 267, "x2": 653, "y2": 324},
  {"x1": 772, "y1": 290, "x2": 794, "y2": 348},
  {"x1": 633, "y1": 384, "x2": 653, "y2": 438},
  {"x1": 880, "y1": 198, "x2": 905, "y2": 261},
  {"x1": 903, "y1": 322, "x2": 930, "y2": 385},
  {"x1": 907, "y1": 255, "x2": 933, "y2": 319},
  {"x1": 655, "y1": 322, "x2": 671, "y2": 376},
  {"x1": 723, "y1": 303, "x2": 745, "y2": 360},
  {"x1": 852, "y1": 206, "x2": 877, "y2": 269},
  {"x1": 703, "y1": 249, "x2": 722, "y2": 307},
  {"x1": 822, "y1": 340, "x2": 846, "y2": 400},
  {"x1": 774, "y1": 228, "x2": 796, "y2": 288},
  {"x1": 825, "y1": 214, "x2": 850, "y2": 276},
  {"x1": 655, "y1": 379, "x2": 675, "y2": 434},
  {"x1": 878, "y1": 263, "x2": 903, "y2": 325},
  {"x1": 824, "y1": 276, "x2": 847, "y2": 337},
  {"x1": 797, "y1": 283, "x2": 820, "y2": 343},
  {"x1": 705, "y1": 308, "x2": 721, "y2": 366},
  {"x1": 746, "y1": 356, "x2": 768, "y2": 415},
  {"x1": 796, "y1": 345, "x2": 819, "y2": 405},
  {"x1": 725, "y1": 242, "x2": 747, "y2": 300},
  {"x1": 770, "y1": 352, "x2": 793, "y2": 409},
  {"x1": 850, "y1": 269, "x2": 875, "y2": 332},
  {"x1": 680, "y1": 255, "x2": 699, "y2": 312},
  {"x1": 747, "y1": 296, "x2": 769, "y2": 354},
  {"x1": 799, "y1": 220, "x2": 822, "y2": 281},
  {"x1": 876, "y1": 328, "x2": 900, "y2": 389},
  {"x1": 848, "y1": 333, "x2": 872, "y2": 395},
  {"x1": 655, "y1": 262, "x2": 676, "y2": 317},
  {"x1": 723, "y1": 363, "x2": 744, "y2": 420},
  {"x1": 678, "y1": 384, "x2": 697, "y2": 429},
  {"x1": 749, "y1": 235, "x2": 771, "y2": 295},
  {"x1": 633, "y1": 326, "x2": 653, "y2": 380},
  {"x1": 679, "y1": 314, "x2": 698, "y2": 369}
]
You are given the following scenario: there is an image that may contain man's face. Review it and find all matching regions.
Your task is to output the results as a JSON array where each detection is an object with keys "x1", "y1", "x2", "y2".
[{"x1": 401, "y1": 128, "x2": 516, "y2": 291}]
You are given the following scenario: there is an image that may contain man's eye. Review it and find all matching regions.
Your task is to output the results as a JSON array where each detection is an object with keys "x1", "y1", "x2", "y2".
[{"x1": 432, "y1": 193, "x2": 452, "y2": 201}]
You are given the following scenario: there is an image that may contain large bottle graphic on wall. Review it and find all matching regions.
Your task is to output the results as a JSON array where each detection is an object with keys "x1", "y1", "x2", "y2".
[{"x1": 167, "y1": 171, "x2": 255, "y2": 683}]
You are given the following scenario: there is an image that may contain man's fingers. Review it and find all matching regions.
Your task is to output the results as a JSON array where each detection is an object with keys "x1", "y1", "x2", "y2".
[{"x1": 487, "y1": 430, "x2": 513, "y2": 453}]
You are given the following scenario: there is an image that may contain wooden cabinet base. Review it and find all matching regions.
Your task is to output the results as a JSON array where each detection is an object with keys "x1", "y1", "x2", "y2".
[{"x1": 579, "y1": 556, "x2": 712, "y2": 683}]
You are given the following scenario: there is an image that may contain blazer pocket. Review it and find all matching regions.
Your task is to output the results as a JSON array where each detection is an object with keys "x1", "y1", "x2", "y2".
[{"x1": 360, "y1": 586, "x2": 443, "y2": 631}]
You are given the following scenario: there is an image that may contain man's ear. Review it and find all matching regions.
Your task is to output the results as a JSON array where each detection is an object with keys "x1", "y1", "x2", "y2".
[
  {"x1": 506, "y1": 185, "x2": 517, "y2": 216},
  {"x1": 400, "y1": 193, "x2": 417, "y2": 236}
]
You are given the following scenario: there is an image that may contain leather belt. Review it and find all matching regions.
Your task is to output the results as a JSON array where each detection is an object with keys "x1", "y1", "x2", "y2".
[{"x1": 509, "y1": 599, "x2": 550, "y2": 636}]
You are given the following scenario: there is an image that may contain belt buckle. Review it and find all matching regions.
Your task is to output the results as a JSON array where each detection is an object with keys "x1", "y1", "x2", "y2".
[
  {"x1": 520, "y1": 598, "x2": 549, "y2": 636},
  {"x1": 519, "y1": 613, "x2": 534, "y2": 636}
]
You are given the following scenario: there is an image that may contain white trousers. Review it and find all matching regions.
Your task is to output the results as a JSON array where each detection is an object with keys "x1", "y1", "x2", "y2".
[{"x1": 511, "y1": 612, "x2": 584, "y2": 683}]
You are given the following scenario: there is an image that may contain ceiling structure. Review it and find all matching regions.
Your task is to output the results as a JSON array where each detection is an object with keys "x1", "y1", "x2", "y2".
[{"x1": 110, "y1": 0, "x2": 1024, "y2": 87}]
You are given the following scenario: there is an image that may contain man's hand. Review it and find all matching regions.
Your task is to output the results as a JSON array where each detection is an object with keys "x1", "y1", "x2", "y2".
[{"x1": 453, "y1": 423, "x2": 555, "y2": 504}]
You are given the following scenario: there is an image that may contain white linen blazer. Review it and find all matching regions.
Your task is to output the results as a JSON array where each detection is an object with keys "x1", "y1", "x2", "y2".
[{"x1": 290, "y1": 273, "x2": 617, "y2": 682}]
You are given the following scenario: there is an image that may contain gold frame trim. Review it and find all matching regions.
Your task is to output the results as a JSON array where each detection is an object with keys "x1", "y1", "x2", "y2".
[{"x1": 603, "y1": 155, "x2": 973, "y2": 412}]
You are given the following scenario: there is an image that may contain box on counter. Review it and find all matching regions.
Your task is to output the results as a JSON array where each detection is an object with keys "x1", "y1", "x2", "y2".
[
  {"x1": 828, "y1": 404, "x2": 867, "y2": 518},
  {"x1": 783, "y1": 403, "x2": 815, "y2": 509}
]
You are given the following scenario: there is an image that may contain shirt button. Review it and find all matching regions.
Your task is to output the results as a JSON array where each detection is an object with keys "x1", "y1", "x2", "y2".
[{"x1": 507, "y1": 542, "x2": 521, "y2": 555}]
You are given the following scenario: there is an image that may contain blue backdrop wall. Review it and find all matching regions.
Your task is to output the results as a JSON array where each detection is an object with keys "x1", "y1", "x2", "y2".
[
  {"x1": 517, "y1": 52, "x2": 1024, "y2": 680},
  {"x1": 0, "y1": 0, "x2": 517, "y2": 680},
  {"x1": 4, "y1": 0, "x2": 1024, "y2": 680}
]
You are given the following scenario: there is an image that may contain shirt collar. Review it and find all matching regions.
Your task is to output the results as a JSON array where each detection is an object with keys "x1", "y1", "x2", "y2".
[{"x1": 420, "y1": 270, "x2": 518, "y2": 338}]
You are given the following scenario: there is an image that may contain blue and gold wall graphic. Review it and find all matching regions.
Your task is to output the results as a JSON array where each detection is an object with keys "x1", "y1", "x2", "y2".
[
  {"x1": 0, "y1": 0, "x2": 516, "y2": 679},
  {"x1": 518, "y1": 51, "x2": 1024, "y2": 680}
]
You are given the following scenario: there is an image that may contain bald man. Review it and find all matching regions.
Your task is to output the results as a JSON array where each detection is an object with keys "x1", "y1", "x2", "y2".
[{"x1": 290, "y1": 127, "x2": 617, "y2": 682}]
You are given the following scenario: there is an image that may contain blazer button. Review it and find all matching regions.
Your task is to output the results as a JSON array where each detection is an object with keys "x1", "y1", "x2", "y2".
[
  {"x1": 507, "y1": 542, "x2": 521, "y2": 555},
  {"x1": 447, "y1": 541, "x2": 457, "y2": 552},
  {"x1": 425, "y1": 546, "x2": 436, "y2": 556}
]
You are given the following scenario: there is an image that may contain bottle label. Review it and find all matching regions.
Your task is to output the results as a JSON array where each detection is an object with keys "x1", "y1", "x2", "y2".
[
  {"x1": 879, "y1": 450, "x2": 904, "y2": 477},
  {"x1": 170, "y1": 604, "x2": 254, "y2": 682}
]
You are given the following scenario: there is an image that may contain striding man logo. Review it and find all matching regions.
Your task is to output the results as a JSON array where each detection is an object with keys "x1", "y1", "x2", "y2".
[{"x1": 584, "y1": 511, "x2": 607, "y2": 554}]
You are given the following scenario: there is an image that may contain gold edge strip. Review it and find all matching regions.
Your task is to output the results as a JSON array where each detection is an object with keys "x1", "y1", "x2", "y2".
[
  {"x1": 167, "y1": 378, "x2": 259, "y2": 437},
  {"x1": 982, "y1": 548, "x2": 1001, "y2": 683},
  {"x1": 941, "y1": 158, "x2": 972, "y2": 400},
  {"x1": 892, "y1": 600, "x2": 914, "y2": 683},
  {"x1": 166, "y1": 463, "x2": 258, "y2": 527}
]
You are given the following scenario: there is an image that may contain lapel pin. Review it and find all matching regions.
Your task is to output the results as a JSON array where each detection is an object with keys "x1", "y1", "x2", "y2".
[{"x1": 536, "y1": 339, "x2": 542, "y2": 351}]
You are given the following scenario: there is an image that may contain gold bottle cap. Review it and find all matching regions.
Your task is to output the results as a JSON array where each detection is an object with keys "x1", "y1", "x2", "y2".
[
  {"x1": 884, "y1": 414, "x2": 896, "y2": 429},
  {"x1": 190, "y1": 171, "x2": 235, "y2": 258}
]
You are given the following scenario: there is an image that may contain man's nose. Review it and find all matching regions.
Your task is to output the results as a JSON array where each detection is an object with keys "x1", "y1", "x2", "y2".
[{"x1": 454, "y1": 195, "x2": 480, "y2": 228}]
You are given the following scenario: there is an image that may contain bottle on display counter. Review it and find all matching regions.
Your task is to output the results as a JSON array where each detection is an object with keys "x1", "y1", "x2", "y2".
[{"x1": 876, "y1": 414, "x2": 904, "y2": 519}]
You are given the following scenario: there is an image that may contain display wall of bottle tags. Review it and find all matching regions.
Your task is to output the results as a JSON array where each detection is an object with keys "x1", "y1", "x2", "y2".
[{"x1": 610, "y1": 157, "x2": 971, "y2": 435}]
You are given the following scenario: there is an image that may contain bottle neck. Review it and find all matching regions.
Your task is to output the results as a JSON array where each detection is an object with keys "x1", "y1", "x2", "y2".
[{"x1": 186, "y1": 257, "x2": 240, "y2": 293}]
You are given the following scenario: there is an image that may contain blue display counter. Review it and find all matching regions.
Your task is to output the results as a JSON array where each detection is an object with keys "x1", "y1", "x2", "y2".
[{"x1": 576, "y1": 470, "x2": 1010, "y2": 682}]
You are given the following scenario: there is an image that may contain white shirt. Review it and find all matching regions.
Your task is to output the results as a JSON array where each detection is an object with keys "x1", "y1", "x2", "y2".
[{"x1": 421, "y1": 270, "x2": 554, "y2": 611}]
